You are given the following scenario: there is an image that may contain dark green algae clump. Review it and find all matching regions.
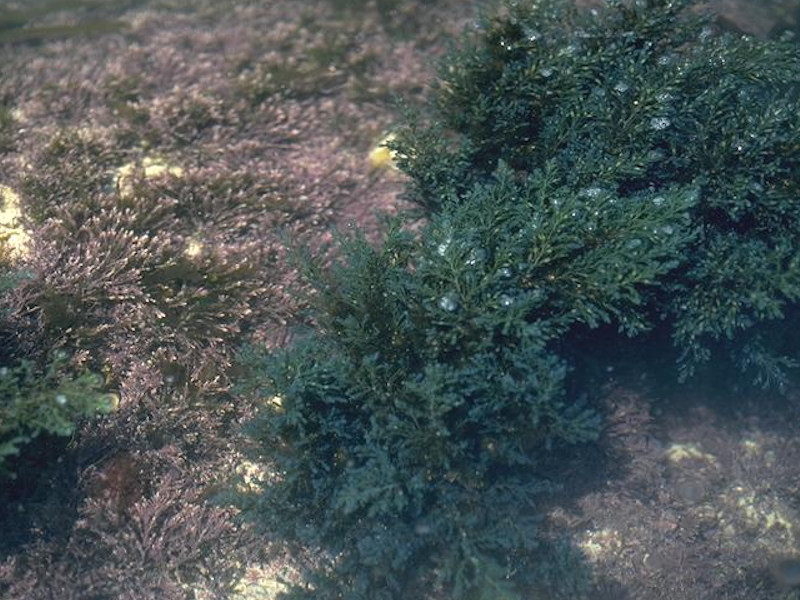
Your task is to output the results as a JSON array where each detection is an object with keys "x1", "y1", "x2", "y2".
[
  {"x1": 237, "y1": 1, "x2": 800, "y2": 599},
  {"x1": 394, "y1": 0, "x2": 800, "y2": 387}
]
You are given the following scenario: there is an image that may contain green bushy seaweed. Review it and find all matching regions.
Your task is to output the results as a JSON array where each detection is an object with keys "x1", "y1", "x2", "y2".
[
  {"x1": 0, "y1": 143, "x2": 115, "y2": 481},
  {"x1": 0, "y1": 250, "x2": 110, "y2": 479},
  {"x1": 239, "y1": 0, "x2": 800, "y2": 598},
  {"x1": 239, "y1": 162, "x2": 694, "y2": 599},
  {"x1": 393, "y1": 0, "x2": 800, "y2": 386},
  {"x1": 0, "y1": 351, "x2": 112, "y2": 478}
]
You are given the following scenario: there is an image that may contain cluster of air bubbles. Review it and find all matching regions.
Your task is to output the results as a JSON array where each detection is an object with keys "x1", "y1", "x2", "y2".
[
  {"x1": 438, "y1": 293, "x2": 459, "y2": 312},
  {"x1": 436, "y1": 237, "x2": 451, "y2": 256},
  {"x1": 499, "y1": 294, "x2": 515, "y2": 308},
  {"x1": 732, "y1": 139, "x2": 747, "y2": 154},
  {"x1": 626, "y1": 238, "x2": 643, "y2": 250},
  {"x1": 540, "y1": 67, "x2": 554, "y2": 78},
  {"x1": 584, "y1": 208, "x2": 600, "y2": 233},
  {"x1": 0, "y1": 366, "x2": 7, "y2": 377},
  {"x1": 497, "y1": 266, "x2": 514, "y2": 279},
  {"x1": 613, "y1": 81, "x2": 630, "y2": 94},
  {"x1": 652, "y1": 196, "x2": 665, "y2": 206},
  {"x1": 661, "y1": 225, "x2": 675, "y2": 236},
  {"x1": 466, "y1": 248, "x2": 486, "y2": 266},
  {"x1": 657, "y1": 53, "x2": 677, "y2": 67},
  {"x1": 559, "y1": 43, "x2": 579, "y2": 57},
  {"x1": 750, "y1": 182, "x2": 765, "y2": 194},
  {"x1": 699, "y1": 26, "x2": 714, "y2": 42},
  {"x1": 650, "y1": 116, "x2": 671, "y2": 131},
  {"x1": 55, "y1": 394, "x2": 68, "y2": 406},
  {"x1": 524, "y1": 27, "x2": 542, "y2": 43},
  {"x1": 656, "y1": 92, "x2": 673, "y2": 104},
  {"x1": 583, "y1": 186, "x2": 605, "y2": 199}
]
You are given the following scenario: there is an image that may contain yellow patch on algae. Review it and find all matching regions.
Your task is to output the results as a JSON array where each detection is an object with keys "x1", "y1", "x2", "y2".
[
  {"x1": 718, "y1": 484, "x2": 797, "y2": 544},
  {"x1": 368, "y1": 133, "x2": 398, "y2": 170},
  {"x1": 741, "y1": 438, "x2": 761, "y2": 456},
  {"x1": 184, "y1": 237, "x2": 204, "y2": 259},
  {"x1": 231, "y1": 565, "x2": 288, "y2": 600},
  {"x1": 0, "y1": 185, "x2": 31, "y2": 260},
  {"x1": 579, "y1": 528, "x2": 623, "y2": 561},
  {"x1": 114, "y1": 156, "x2": 184, "y2": 197},
  {"x1": 193, "y1": 563, "x2": 288, "y2": 600},
  {"x1": 267, "y1": 394, "x2": 283, "y2": 411},
  {"x1": 764, "y1": 510, "x2": 794, "y2": 533},
  {"x1": 235, "y1": 459, "x2": 269, "y2": 494},
  {"x1": 665, "y1": 443, "x2": 717, "y2": 465},
  {"x1": 734, "y1": 487, "x2": 762, "y2": 525},
  {"x1": 102, "y1": 392, "x2": 121, "y2": 413}
]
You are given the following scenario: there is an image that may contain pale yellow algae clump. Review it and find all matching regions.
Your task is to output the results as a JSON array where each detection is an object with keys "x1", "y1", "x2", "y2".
[
  {"x1": 230, "y1": 565, "x2": 288, "y2": 600},
  {"x1": 184, "y1": 237, "x2": 204, "y2": 259},
  {"x1": 194, "y1": 563, "x2": 288, "y2": 600},
  {"x1": 234, "y1": 457, "x2": 270, "y2": 495},
  {"x1": 578, "y1": 528, "x2": 623, "y2": 561},
  {"x1": 741, "y1": 438, "x2": 761, "y2": 456},
  {"x1": 368, "y1": 132, "x2": 398, "y2": 170},
  {"x1": 716, "y1": 484, "x2": 797, "y2": 543},
  {"x1": 0, "y1": 185, "x2": 31, "y2": 260},
  {"x1": 665, "y1": 443, "x2": 717, "y2": 465},
  {"x1": 103, "y1": 392, "x2": 121, "y2": 413},
  {"x1": 114, "y1": 156, "x2": 184, "y2": 198},
  {"x1": 739, "y1": 437, "x2": 775, "y2": 465}
]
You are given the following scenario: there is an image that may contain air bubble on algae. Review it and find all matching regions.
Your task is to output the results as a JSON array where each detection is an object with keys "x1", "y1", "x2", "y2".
[{"x1": 438, "y1": 293, "x2": 458, "y2": 312}]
